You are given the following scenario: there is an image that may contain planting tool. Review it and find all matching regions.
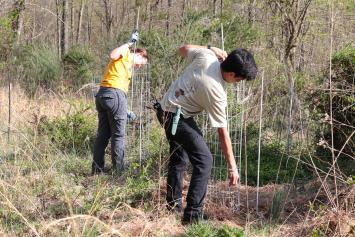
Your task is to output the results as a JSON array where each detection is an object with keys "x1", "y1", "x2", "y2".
[{"x1": 171, "y1": 105, "x2": 181, "y2": 135}]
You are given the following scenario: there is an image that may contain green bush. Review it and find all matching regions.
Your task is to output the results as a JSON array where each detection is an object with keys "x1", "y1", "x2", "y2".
[
  {"x1": 204, "y1": 13, "x2": 258, "y2": 50},
  {"x1": 241, "y1": 124, "x2": 309, "y2": 185},
  {"x1": 269, "y1": 189, "x2": 286, "y2": 223},
  {"x1": 124, "y1": 163, "x2": 155, "y2": 205},
  {"x1": 39, "y1": 107, "x2": 96, "y2": 155},
  {"x1": 216, "y1": 225, "x2": 245, "y2": 237},
  {"x1": 311, "y1": 43, "x2": 355, "y2": 175},
  {"x1": 16, "y1": 44, "x2": 63, "y2": 96},
  {"x1": 184, "y1": 222, "x2": 245, "y2": 237},
  {"x1": 208, "y1": 122, "x2": 309, "y2": 185},
  {"x1": 63, "y1": 45, "x2": 96, "y2": 90},
  {"x1": 0, "y1": 16, "x2": 14, "y2": 63},
  {"x1": 184, "y1": 222, "x2": 217, "y2": 237}
]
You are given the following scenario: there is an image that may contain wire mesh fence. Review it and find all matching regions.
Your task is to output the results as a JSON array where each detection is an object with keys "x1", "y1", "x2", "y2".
[{"x1": 125, "y1": 64, "x2": 153, "y2": 165}]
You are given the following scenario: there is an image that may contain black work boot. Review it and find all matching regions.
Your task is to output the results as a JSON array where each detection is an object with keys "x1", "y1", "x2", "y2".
[
  {"x1": 181, "y1": 212, "x2": 208, "y2": 225},
  {"x1": 167, "y1": 203, "x2": 183, "y2": 213}
]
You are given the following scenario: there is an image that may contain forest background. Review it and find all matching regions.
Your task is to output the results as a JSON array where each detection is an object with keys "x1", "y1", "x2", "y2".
[{"x1": 0, "y1": 0, "x2": 354, "y2": 236}]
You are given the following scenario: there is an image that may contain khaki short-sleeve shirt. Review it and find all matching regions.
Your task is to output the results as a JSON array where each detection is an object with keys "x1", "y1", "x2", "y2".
[{"x1": 160, "y1": 48, "x2": 227, "y2": 128}]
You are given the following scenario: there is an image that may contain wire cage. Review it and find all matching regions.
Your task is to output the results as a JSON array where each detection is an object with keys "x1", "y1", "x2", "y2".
[
  {"x1": 197, "y1": 81, "x2": 247, "y2": 211},
  {"x1": 125, "y1": 64, "x2": 153, "y2": 165}
]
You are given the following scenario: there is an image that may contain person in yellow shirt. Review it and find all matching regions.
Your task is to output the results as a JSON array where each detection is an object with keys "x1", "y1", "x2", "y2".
[{"x1": 92, "y1": 31, "x2": 148, "y2": 174}]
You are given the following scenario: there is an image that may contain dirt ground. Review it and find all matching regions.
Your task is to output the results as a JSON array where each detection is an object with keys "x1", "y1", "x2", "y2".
[{"x1": 146, "y1": 177, "x2": 355, "y2": 236}]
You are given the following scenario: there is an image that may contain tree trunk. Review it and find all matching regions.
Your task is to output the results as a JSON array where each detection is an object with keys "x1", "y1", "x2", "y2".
[
  {"x1": 103, "y1": 0, "x2": 113, "y2": 39},
  {"x1": 31, "y1": 5, "x2": 36, "y2": 43},
  {"x1": 76, "y1": 0, "x2": 85, "y2": 43},
  {"x1": 121, "y1": 0, "x2": 127, "y2": 30},
  {"x1": 86, "y1": 0, "x2": 93, "y2": 44},
  {"x1": 213, "y1": 0, "x2": 217, "y2": 17},
  {"x1": 148, "y1": 0, "x2": 152, "y2": 30},
  {"x1": 56, "y1": 0, "x2": 61, "y2": 56},
  {"x1": 12, "y1": 0, "x2": 26, "y2": 46},
  {"x1": 182, "y1": 0, "x2": 187, "y2": 18},
  {"x1": 61, "y1": 0, "x2": 69, "y2": 56},
  {"x1": 166, "y1": 0, "x2": 172, "y2": 36},
  {"x1": 70, "y1": 0, "x2": 75, "y2": 45}
]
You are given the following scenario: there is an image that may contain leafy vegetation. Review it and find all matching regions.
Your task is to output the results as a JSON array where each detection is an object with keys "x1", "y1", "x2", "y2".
[
  {"x1": 310, "y1": 43, "x2": 355, "y2": 175},
  {"x1": 185, "y1": 222, "x2": 245, "y2": 237},
  {"x1": 0, "y1": 0, "x2": 354, "y2": 236},
  {"x1": 63, "y1": 45, "x2": 96, "y2": 90},
  {"x1": 15, "y1": 44, "x2": 63, "y2": 96},
  {"x1": 38, "y1": 103, "x2": 96, "y2": 155}
]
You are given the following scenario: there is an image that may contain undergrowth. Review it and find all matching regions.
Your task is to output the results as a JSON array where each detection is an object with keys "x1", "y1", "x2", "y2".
[
  {"x1": 37, "y1": 102, "x2": 96, "y2": 155},
  {"x1": 185, "y1": 222, "x2": 245, "y2": 237}
]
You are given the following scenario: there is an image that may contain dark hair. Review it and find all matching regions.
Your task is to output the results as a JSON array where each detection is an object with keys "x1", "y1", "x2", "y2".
[
  {"x1": 130, "y1": 48, "x2": 148, "y2": 59},
  {"x1": 221, "y1": 48, "x2": 257, "y2": 80}
]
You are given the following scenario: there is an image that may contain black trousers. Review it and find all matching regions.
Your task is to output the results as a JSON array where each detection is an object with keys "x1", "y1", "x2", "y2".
[{"x1": 162, "y1": 111, "x2": 213, "y2": 220}]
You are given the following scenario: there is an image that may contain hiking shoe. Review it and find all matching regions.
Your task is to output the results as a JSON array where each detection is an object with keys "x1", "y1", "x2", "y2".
[
  {"x1": 91, "y1": 166, "x2": 112, "y2": 175},
  {"x1": 167, "y1": 204, "x2": 183, "y2": 213},
  {"x1": 181, "y1": 213, "x2": 209, "y2": 225}
]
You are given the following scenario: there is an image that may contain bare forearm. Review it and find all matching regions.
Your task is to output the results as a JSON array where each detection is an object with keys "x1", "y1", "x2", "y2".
[
  {"x1": 110, "y1": 43, "x2": 130, "y2": 60},
  {"x1": 217, "y1": 127, "x2": 237, "y2": 170},
  {"x1": 178, "y1": 44, "x2": 227, "y2": 60},
  {"x1": 178, "y1": 44, "x2": 206, "y2": 57}
]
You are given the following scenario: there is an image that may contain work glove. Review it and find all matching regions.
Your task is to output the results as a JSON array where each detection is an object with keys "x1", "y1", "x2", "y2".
[
  {"x1": 128, "y1": 30, "x2": 139, "y2": 46},
  {"x1": 127, "y1": 110, "x2": 137, "y2": 122}
]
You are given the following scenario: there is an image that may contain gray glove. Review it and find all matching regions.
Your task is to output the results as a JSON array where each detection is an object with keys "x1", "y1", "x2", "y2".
[
  {"x1": 127, "y1": 111, "x2": 137, "y2": 122},
  {"x1": 128, "y1": 30, "x2": 139, "y2": 46}
]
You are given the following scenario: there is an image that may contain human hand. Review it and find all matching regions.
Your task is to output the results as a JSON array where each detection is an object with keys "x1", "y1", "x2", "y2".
[
  {"x1": 127, "y1": 111, "x2": 137, "y2": 122},
  {"x1": 128, "y1": 30, "x2": 139, "y2": 46},
  {"x1": 210, "y1": 47, "x2": 227, "y2": 62},
  {"x1": 228, "y1": 168, "x2": 239, "y2": 186}
]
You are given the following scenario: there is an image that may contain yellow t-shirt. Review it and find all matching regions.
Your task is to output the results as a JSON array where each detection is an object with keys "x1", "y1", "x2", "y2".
[{"x1": 100, "y1": 48, "x2": 132, "y2": 93}]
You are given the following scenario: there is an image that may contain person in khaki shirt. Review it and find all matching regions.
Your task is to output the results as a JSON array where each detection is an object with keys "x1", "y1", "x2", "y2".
[
  {"x1": 158, "y1": 44, "x2": 257, "y2": 224},
  {"x1": 92, "y1": 31, "x2": 148, "y2": 174}
]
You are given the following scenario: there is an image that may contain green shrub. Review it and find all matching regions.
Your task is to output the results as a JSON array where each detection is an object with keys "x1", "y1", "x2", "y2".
[
  {"x1": 216, "y1": 225, "x2": 245, "y2": 237},
  {"x1": 184, "y1": 222, "x2": 217, "y2": 237},
  {"x1": 269, "y1": 189, "x2": 286, "y2": 223},
  {"x1": 204, "y1": 13, "x2": 258, "y2": 50},
  {"x1": 184, "y1": 223, "x2": 245, "y2": 237},
  {"x1": 0, "y1": 16, "x2": 14, "y2": 63},
  {"x1": 39, "y1": 107, "x2": 96, "y2": 155},
  {"x1": 208, "y1": 122, "x2": 309, "y2": 185},
  {"x1": 311, "y1": 43, "x2": 355, "y2": 175},
  {"x1": 63, "y1": 45, "x2": 96, "y2": 90},
  {"x1": 17, "y1": 44, "x2": 63, "y2": 96},
  {"x1": 123, "y1": 158, "x2": 156, "y2": 205}
]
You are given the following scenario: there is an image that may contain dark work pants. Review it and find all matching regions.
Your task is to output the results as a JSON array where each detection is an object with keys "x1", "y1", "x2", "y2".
[
  {"x1": 163, "y1": 112, "x2": 213, "y2": 220},
  {"x1": 92, "y1": 87, "x2": 127, "y2": 173}
]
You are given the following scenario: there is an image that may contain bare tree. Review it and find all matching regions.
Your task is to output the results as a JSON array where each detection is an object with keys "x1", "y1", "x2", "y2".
[
  {"x1": 102, "y1": 0, "x2": 114, "y2": 39},
  {"x1": 56, "y1": 0, "x2": 61, "y2": 56},
  {"x1": 86, "y1": 0, "x2": 93, "y2": 44},
  {"x1": 166, "y1": 0, "x2": 172, "y2": 36},
  {"x1": 70, "y1": 0, "x2": 75, "y2": 45},
  {"x1": 76, "y1": 0, "x2": 85, "y2": 43},
  {"x1": 61, "y1": 0, "x2": 69, "y2": 56},
  {"x1": 182, "y1": 0, "x2": 187, "y2": 18},
  {"x1": 213, "y1": 0, "x2": 217, "y2": 17},
  {"x1": 267, "y1": 0, "x2": 312, "y2": 153},
  {"x1": 12, "y1": 0, "x2": 26, "y2": 46}
]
